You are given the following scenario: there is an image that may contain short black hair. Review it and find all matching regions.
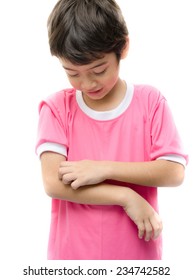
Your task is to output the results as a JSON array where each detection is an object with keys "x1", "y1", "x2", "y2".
[{"x1": 47, "y1": 0, "x2": 128, "y2": 64}]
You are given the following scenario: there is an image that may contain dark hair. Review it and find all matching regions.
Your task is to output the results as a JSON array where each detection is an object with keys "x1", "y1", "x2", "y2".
[{"x1": 47, "y1": 0, "x2": 128, "y2": 64}]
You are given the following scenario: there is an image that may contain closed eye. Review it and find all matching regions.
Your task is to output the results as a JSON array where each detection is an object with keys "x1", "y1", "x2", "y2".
[
  {"x1": 66, "y1": 72, "x2": 79, "y2": 78},
  {"x1": 94, "y1": 69, "x2": 107, "y2": 76}
]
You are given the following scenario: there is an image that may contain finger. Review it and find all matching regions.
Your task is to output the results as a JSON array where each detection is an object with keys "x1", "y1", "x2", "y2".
[
  {"x1": 71, "y1": 179, "x2": 82, "y2": 190},
  {"x1": 58, "y1": 167, "x2": 65, "y2": 180},
  {"x1": 58, "y1": 171, "x2": 62, "y2": 180},
  {"x1": 137, "y1": 221, "x2": 145, "y2": 240},
  {"x1": 60, "y1": 161, "x2": 68, "y2": 167},
  {"x1": 62, "y1": 173, "x2": 77, "y2": 185},
  {"x1": 58, "y1": 166, "x2": 73, "y2": 180},
  {"x1": 60, "y1": 161, "x2": 74, "y2": 167},
  {"x1": 59, "y1": 166, "x2": 73, "y2": 173},
  {"x1": 58, "y1": 168, "x2": 64, "y2": 180},
  {"x1": 144, "y1": 219, "x2": 153, "y2": 242},
  {"x1": 150, "y1": 215, "x2": 163, "y2": 240}
]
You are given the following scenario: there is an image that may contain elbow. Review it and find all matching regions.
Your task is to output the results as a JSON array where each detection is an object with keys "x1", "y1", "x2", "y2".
[
  {"x1": 43, "y1": 180, "x2": 57, "y2": 198},
  {"x1": 169, "y1": 164, "x2": 185, "y2": 187},
  {"x1": 44, "y1": 185, "x2": 56, "y2": 198},
  {"x1": 175, "y1": 173, "x2": 185, "y2": 187},
  {"x1": 43, "y1": 177, "x2": 68, "y2": 199}
]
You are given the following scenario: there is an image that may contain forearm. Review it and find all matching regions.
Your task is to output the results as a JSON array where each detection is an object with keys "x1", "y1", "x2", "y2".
[
  {"x1": 43, "y1": 172, "x2": 163, "y2": 242},
  {"x1": 59, "y1": 158, "x2": 185, "y2": 189},
  {"x1": 105, "y1": 160, "x2": 184, "y2": 187},
  {"x1": 40, "y1": 152, "x2": 163, "y2": 241},
  {"x1": 41, "y1": 152, "x2": 128, "y2": 206},
  {"x1": 44, "y1": 177, "x2": 129, "y2": 206}
]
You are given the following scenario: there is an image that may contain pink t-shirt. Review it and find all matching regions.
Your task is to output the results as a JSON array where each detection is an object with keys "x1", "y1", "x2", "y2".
[{"x1": 36, "y1": 83, "x2": 187, "y2": 260}]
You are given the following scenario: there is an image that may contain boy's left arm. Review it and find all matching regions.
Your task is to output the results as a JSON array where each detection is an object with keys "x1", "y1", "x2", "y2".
[{"x1": 59, "y1": 159, "x2": 185, "y2": 189}]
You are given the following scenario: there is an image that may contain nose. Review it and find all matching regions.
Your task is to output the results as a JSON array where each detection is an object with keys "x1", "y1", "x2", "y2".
[{"x1": 81, "y1": 77, "x2": 97, "y2": 91}]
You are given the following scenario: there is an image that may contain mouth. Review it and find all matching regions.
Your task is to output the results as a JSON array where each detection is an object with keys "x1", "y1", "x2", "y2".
[{"x1": 87, "y1": 88, "x2": 103, "y2": 95}]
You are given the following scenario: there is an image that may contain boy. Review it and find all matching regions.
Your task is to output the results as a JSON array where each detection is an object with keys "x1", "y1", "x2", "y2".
[{"x1": 36, "y1": 0, "x2": 187, "y2": 259}]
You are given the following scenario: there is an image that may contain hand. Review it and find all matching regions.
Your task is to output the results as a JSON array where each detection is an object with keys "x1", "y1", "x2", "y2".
[
  {"x1": 123, "y1": 190, "x2": 163, "y2": 241},
  {"x1": 58, "y1": 160, "x2": 108, "y2": 189}
]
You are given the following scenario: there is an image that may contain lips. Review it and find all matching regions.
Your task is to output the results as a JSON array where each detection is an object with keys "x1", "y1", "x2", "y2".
[{"x1": 87, "y1": 88, "x2": 102, "y2": 95}]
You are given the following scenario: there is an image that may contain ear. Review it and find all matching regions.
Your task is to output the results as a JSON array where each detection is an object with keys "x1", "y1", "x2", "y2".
[{"x1": 121, "y1": 36, "x2": 129, "y2": 59}]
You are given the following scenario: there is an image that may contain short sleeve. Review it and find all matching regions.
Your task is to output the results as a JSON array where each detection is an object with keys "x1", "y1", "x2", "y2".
[
  {"x1": 35, "y1": 101, "x2": 68, "y2": 157},
  {"x1": 150, "y1": 97, "x2": 188, "y2": 164}
]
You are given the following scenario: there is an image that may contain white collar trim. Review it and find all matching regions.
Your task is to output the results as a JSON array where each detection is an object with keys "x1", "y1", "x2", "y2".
[{"x1": 76, "y1": 83, "x2": 134, "y2": 121}]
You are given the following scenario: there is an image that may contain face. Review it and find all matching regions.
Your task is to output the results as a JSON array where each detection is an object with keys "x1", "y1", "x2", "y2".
[{"x1": 59, "y1": 53, "x2": 121, "y2": 104}]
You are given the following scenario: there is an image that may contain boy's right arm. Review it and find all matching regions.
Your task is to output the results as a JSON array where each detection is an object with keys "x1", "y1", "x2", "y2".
[{"x1": 40, "y1": 151, "x2": 163, "y2": 241}]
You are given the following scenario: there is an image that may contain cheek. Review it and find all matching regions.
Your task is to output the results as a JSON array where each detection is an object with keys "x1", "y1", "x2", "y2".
[
  {"x1": 104, "y1": 72, "x2": 119, "y2": 88},
  {"x1": 68, "y1": 79, "x2": 80, "y2": 90}
]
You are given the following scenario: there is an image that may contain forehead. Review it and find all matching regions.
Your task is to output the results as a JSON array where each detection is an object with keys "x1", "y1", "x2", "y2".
[{"x1": 59, "y1": 53, "x2": 116, "y2": 71}]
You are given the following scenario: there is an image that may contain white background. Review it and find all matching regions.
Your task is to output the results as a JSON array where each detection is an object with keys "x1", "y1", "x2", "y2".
[{"x1": 0, "y1": 0, "x2": 192, "y2": 278}]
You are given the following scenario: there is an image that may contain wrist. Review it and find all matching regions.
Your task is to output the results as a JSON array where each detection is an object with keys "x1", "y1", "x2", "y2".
[
  {"x1": 103, "y1": 161, "x2": 116, "y2": 180},
  {"x1": 117, "y1": 187, "x2": 132, "y2": 207}
]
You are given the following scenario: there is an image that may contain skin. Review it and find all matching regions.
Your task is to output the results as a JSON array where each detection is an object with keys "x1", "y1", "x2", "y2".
[
  {"x1": 59, "y1": 159, "x2": 184, "y2": 190},
  {"x1": 41, "y1": 152, "x2": 163, "y2": 242},
  {"x1": 60, "y1": 52, "x2": 127, "y2": 111},
  {"x1": 41, "y1": 48, "x2": 184, "y2": 242}
]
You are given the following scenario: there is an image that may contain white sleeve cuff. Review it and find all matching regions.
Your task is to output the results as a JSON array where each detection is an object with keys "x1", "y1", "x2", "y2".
[
  {"x1": 157, "y1": 154, "x2": 186, "y2": 167},
  {"x1": 36, "y1": 142, "x2": 67, "y2": 158}
]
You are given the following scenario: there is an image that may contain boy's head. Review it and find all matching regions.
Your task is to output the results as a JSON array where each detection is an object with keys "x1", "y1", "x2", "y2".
[{"x1": 47, "y1": 0, "x2": 129, "y2": 65}]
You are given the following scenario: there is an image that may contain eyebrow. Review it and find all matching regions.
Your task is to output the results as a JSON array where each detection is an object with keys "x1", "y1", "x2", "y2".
[{"x1": 62, "y1": 61, "x2": 108, "y2": 71}]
